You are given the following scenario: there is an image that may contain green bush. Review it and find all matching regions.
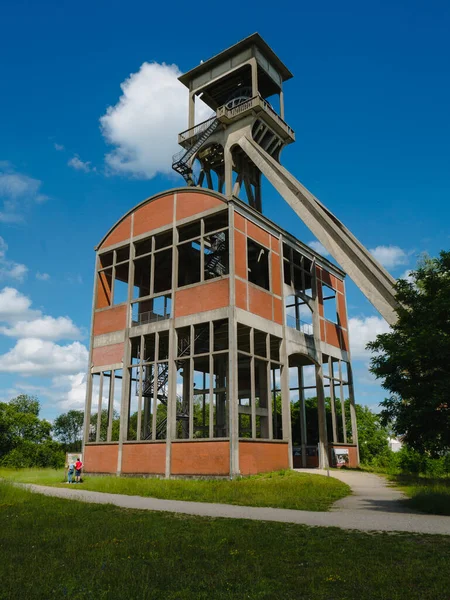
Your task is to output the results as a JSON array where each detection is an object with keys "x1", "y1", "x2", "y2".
[{"x1": 0, "y1": 440, "x2": 65, "y2": 469}]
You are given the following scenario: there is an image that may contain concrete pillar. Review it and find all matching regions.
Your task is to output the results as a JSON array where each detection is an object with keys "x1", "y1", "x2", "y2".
[
  {"x1": 188, "y1": 93, "x2": 195, "y2": 129},
  {"x1": 280, "y1": 89, "x2": 285, "y2": 120},
  {"x1": 328, "y1": 356, "x2": 338, "y2": 443},
  {"x1": 229, "y1": 310, "x2": 240, "y2": 477},
  {"x1": 315, "y1": 362, "x2": 329, "y2": 469},
  {"x1": 347, "y1": 363, "x2": 360, "y2": 464},
  {"x1": 298, "y1": 367, "x2": 307, "y2": 468},
  {"x1": 339, "y1": 360, "x2": 348, "y2": 444}
]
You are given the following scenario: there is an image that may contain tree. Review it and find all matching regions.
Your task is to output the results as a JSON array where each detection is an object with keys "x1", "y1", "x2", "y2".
[
  {"x1": 53, "y1": 410, "x2": 85, "y2": 450},
  {"x1": 0, "y1": 395, "x2": 64, "y2": 468},
  {"x1": 368, "y1": 251, "x2": 450, "y2": 456}
]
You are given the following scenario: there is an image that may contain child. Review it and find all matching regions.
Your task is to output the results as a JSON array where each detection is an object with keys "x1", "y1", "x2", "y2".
[
  {"x1": 67, "y1": 462, "x2": 75, "y2": 484},
  {"x1": 74, "y1": 457, "x2": 83, "y2": 483}
]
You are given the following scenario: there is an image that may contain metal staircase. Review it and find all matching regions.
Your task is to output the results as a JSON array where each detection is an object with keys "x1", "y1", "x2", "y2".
[
  {"x1": 172, "y1": 117, "x2": 220, "y2": 185},
  {"x1": 204, "y1": 232, "x2": 227, "y2": 278}
]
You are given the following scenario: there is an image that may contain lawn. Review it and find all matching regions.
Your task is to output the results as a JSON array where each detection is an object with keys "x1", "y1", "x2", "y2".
[
  {"x1": 388, "y1": 474, "x2": 450, "y2": 516},
  {"x1": 0, "y1": 468, "x2": 349, "y2": 512},
  {"x1": 1, "y1": 481, "x2": 449, "y2": 600}
]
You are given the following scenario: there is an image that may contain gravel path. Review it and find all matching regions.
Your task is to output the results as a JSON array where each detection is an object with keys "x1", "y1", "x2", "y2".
[{"x1": 21, "y1": 471, "x2": 450, "y2": 535}]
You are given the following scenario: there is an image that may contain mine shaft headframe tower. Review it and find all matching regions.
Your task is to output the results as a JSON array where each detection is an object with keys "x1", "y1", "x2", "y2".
[
  {"x1": 173, "y1": 33, "x2": 399, "y2": 326},
  {"x1": 173, "y1": 33, "x2": 294, "y2": 213}
]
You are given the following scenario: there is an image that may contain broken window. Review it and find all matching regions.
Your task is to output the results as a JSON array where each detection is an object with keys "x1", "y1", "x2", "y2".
[
  {"x1": 177, "y1": 212, "x2": 229, "y2": 288},
  {"x1": 323, "y1": 284, "x2": 338, "y2": 323},
  {"x1": 282, "y1": 244, "x2": 313, "y2": 296},
  {"x1": 87, "y1": 369, "x2": 122, "y2": 444},
  {"x1": 247, "y1": 239, "x2": 270, "y2": 290},
  {"x1": 96, "y1": 245, "x2": 130, "y2": 308},
  {"x1": 285, "y1": 294, "x2": 313, "y2": 335}
]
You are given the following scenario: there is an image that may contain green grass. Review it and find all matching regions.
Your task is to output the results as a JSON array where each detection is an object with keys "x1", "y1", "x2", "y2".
[
  {"x1": 1, "y1": 481, "x2": 450, "y2": 600},
  {"x1": 387, "y1": 474, "x2": 450, "y2": 516},
  {"x1": 0, "y1": 468, "x2": 349, "y2": 512}
]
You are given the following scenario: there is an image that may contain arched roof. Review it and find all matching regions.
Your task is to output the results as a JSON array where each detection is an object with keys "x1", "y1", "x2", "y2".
[{"x1": 96, "y1": 187, "x2": 228, "y2": 251}]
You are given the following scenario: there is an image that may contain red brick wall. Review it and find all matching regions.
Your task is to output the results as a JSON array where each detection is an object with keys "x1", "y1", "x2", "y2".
[
  {"x1": 176, "y1": 191, "x2": 224, "y2": 221},
  {"x1": 101, "y1": 215, "x2": 131, "y2": 249},
  {"x1": 133, "y1": 194, "x2": 174, "y2": 236},
  {"x1": 92, "y1": 343, "x2": 124, "y2": 367},
  {"x1": 171, "y1": 441, "x2": 230, "y2": 475},
  {"x1": 84, "y1": 444, "x2": 118, "y2": 473},
  {"x1": 174, "y1": 279, "x2": 229, "y2": 318},
  {"x1": 121, "y1": 443, "x2": 166, "y2": 474},
  {"x1": 316, "y1": 266, "x2": 348, "y2": 351},
  {"x1": 239, "y1": 441, "x2": 289, "y2": 475},
  {"x1": 93, "y1": 305, "x2": 127, "y2": 336}
]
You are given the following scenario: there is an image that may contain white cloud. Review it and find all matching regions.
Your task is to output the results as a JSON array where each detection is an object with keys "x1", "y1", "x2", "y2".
[
  {"x1": 100, "y1": 61, "x2": 212, "y2": 179},
  {"x1": 0, "y1": 164, "x2": 48, "y2": 222},
  {"x1": 0, "y1": 287, "x2": 37, "y2": 322},
  {"x1": 68, "y1": 155, "x2": 94, "y2": 173},
  {"x1": 0, "y1": 316, "x2": 82, "y2": 341},
  {"x1": 308, "y1": 240, "x2": 329, "y2": 256},
  {"x1": 0, "y1": 238, "x2": 28, "y2": 282},
  {"x1": 348, "y1": 316, "x2": 390, "y2": 360},
  {"x1": 36, "y1": 272, "x2": 50, "y2": 281},
  {"x1": 0, "y1": 339, "x2": 88, "y2": 376},
  {"x1": 398, "y1": 269, "x2": 414, "y2": 282},
  {"x1": 51, "y1": 372, "x2": 87, "y2": 410},
  {"x1": 369, "y1": 245, "x2": 408, "y2": 269},
  {"x1": 54, "y1": 143, "x2": 64, "y2": 151}
]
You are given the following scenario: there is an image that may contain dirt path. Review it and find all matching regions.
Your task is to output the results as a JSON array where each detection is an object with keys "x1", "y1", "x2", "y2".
[{"x1": 20, "y1": 472, "x2": 450, "y2": 535}]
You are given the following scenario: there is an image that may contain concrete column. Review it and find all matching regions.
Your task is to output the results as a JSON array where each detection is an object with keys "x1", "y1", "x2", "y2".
[
  {"x1": 315, "y1": 362, "x2": 329, "y2": 469},
  {"x1": 339, "y1": 360, "x2": 348, "y2": 444},
  {"x1": 251, "y1": 61, "x2": 258, "y2": 98},
  {"x1": 229, "y1": 310, "x2": 240, "y2": 477},
  {"x1": 188, "y1": 93, "x2": 195, "y2": 129},
  {"x1": 224, "y1": 146, "x2": 233, "y2": 198},
  {"x1": 298, "y1": 367, "x2": 307, "y2": 468},
  {"x1": 281, "y1": 352, "x2": 292, "y2": 469},
  {"x1": 347, "y1": 363, "x2": 360, "y2": 464},
  {"x1": 328, "y1": 356, "x2": 338, "y2": 443},
  {"x1": 280, "y1": 89, "x2": 285, "y2": 120}
]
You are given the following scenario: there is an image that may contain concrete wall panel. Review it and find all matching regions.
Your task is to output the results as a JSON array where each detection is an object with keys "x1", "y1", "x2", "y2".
[
  {"x1": 171, "y1": 441, "x2": 229, "y2": 475},
  {"x1": 239, "y1": 441, "x2": 289, "y2": 475}
]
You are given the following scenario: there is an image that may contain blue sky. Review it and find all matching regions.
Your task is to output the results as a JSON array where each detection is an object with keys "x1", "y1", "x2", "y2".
[{"x1": 0, "y1": 0, "x2": 449, "y2": 420}]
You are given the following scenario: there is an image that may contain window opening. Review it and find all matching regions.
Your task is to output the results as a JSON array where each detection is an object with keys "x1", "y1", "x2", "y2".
[
  {"x1": 323, "y1": 284, "x2": 338, "y2": 323},
  {"x1": 247, "y1": 239, "x2": 270, "y2": 290}
]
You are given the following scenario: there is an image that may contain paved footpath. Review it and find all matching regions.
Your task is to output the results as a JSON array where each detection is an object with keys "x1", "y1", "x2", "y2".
[{"x1": 22, "y1": 469, "x2": 450, "y2": 536}]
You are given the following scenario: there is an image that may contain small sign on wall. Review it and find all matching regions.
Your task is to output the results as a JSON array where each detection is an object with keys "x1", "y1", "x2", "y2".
[{"x1": 332, "y1": 448, "x2": 349, "y2": 467}]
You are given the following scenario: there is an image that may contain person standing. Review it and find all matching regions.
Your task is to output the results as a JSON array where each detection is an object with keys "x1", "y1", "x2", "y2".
[
  {"x1": 74, "y1": 457, "x2": 83, "y2": 483},
  {"x1": 67, "y1": 462, "x2": 75, "y2": 484}
]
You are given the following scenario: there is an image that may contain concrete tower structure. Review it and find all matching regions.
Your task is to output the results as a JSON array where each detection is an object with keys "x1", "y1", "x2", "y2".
[{"x1": 83, "y1": 34, "x2": 373, "y2": 476}]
